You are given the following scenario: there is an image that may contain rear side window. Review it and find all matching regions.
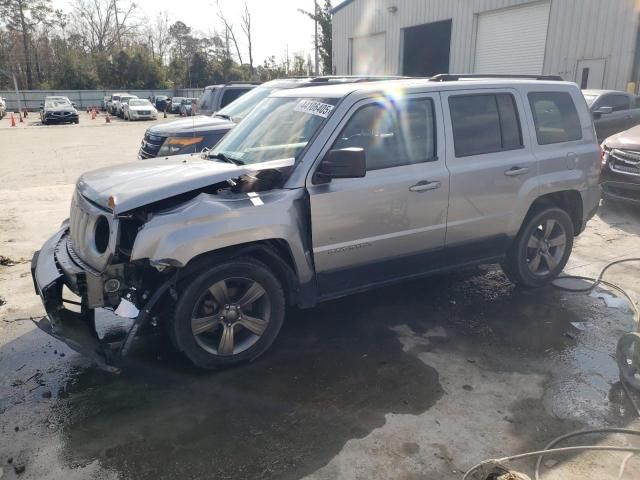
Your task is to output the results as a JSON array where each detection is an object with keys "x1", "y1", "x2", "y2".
[
  {"x1": 221, "y1": 88, "x2": 250, "y2": 108},
  {"x1": 528, "y1": 92, "x2": 582, "y2": 145},
  {"x1": 449, "y1": 93, "x2": 523, "y2": 157}
]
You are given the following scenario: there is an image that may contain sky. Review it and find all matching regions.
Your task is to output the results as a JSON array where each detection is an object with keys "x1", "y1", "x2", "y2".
[{"x1": 54, "y1": 0, "x2": 342, "y2": 66}]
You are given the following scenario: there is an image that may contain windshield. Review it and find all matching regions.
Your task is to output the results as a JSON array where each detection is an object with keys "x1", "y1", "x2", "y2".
[
  {"x1": 173, "y1": 97, "x2": 184, "y2": 103},
  {"x1": 216, "y1": 86, "x2": 280, "y2": 121},
  {"x1": 46, "y1": 100, "x2": 70, "y2": 108},
  {"x1": 583, "y1": 94, "x2": 598, "y2": 107},
  {"x1": 210, "y1": 96, "x2": 337, "y2": 165},
  {"x1": 129, "y1": 100, "x2": 151, "y2": 107}
]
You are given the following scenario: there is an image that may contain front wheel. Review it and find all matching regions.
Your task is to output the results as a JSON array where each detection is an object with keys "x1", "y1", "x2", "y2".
[
  {"x1": 502, "y1": 207, "x2": 574, "y2": 287},
  {"x1": 173, "y1": 257, "x2": 286, "y2": 369}
]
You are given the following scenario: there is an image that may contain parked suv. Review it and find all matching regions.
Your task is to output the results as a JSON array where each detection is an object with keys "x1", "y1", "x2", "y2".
[
  {"x1": 31, "y1": 76, "x2": 600, "y2": 371},
  {"x1": 583, "y1": 89, "x2": 640, "y2": 142},
  {"x1": 196, "y1": 81, "x2": 259, "y2": 116},
  {"x1": 601, "y1": 124, "x2": 640, "y2": 203},
  {"x1": 138, "y1": 76, "x2": 404, "y2": 159}
]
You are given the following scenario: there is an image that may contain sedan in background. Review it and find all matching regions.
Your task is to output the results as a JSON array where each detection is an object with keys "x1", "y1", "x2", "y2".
[
  {"x1": 40, "y1": 99, "x2": 79, "y2": 125},
  {"x1": 169, "y1": 97, "x2": 185, "y2": 113},
  {"x1": 154, "y1": 95, "x2": 170, "y2": 112},
  {"x1": 123, "y1": 99, "x2": 158, "y2": 121},
  {"x1": 115, "y1": 94, "x2": 138, "y2": 118},
  {"x1": 179, "y1": 98, "x2": 198, "y2": 116},
  {"x1": 583, "y1": 89, "x2": 640, "y2": 142}
]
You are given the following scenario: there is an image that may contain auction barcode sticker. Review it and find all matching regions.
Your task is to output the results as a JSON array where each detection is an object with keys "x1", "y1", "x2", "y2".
[{"x1": 294, "y1": 100, "x2": 334, "y2": 118}]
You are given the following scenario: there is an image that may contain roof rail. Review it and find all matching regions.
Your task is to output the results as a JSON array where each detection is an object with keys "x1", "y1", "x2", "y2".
[
  {"x1": 308, "y1": 75, "x2": 407, "y2": 83},
  {"x1": 224, "y1": 81, "x2": 262, "y2": 85},
  {"x1": 429, "y1": 73, "x2": 564, "y2": 82}
]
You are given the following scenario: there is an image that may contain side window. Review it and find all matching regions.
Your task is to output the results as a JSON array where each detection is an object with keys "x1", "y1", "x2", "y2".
[
  {"x1": 198, "y1": 89, "x2": 214, "y2": 110},
  {"x1": 449, "y1": 93, "x2": 523, "y2": 157},
  {"x1": 331, "y1": 98, "x2": 436, "y2": 171},
  {"x1": 599, "y1": 94, "x2": 630, "y2": 112},
  {"x1": 221, "y1": 88, "x2": 250, "y2": 108},
  {"x1": 528, "y1": 92, "x2": 582, "y2": 145}
]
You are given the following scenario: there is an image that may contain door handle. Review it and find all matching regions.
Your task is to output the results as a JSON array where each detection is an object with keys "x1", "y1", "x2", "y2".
[
  {"x1": 409, "y1": 180, "x2": 441, "y2": 192},
  {"x1": 504, "y1": 166, "x2": 530, "y2": 177}
]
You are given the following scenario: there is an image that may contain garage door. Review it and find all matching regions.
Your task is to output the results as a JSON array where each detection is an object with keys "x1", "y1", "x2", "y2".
[
  {"x1": 350, "y1": 33, "x2": 386, "y2": 75},
  {"x1": 475, "y1": 2, "x2": 550, "y2": 75}
]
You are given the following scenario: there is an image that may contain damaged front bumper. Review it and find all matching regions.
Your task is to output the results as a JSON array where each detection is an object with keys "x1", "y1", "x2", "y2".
[{"x1": 31, "y1": 228, "x2": 171, "y2": 372}]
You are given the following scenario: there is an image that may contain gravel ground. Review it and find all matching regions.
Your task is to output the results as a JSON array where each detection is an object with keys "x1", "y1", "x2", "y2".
[{"x1": 0, "y1": 113, "x2": 639, "y2": 480}]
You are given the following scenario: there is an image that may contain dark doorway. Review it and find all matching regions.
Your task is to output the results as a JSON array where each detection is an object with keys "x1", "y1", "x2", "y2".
[{"x1": 402, "y1": 20, "x2": 452, "y2": 77}]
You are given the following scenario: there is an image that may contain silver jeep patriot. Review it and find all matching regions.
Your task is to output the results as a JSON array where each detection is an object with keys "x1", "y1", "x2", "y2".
[{"x1": 31, "y1": 76, "x2": 601, "y2": 371}]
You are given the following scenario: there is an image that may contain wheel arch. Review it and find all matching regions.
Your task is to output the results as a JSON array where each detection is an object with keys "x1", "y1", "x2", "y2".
[
  {"x1": 177, "y1": 239, "x2": 305, "y2": 307},
  {"x1": 522, "y1": 190, "x2": 584, "y2": 236}
]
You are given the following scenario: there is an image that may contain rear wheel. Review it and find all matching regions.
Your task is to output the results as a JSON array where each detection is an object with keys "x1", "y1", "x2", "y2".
[
  {"x1": 502, "y1": 207, "x2": 574, "y2": 287},
  {"x1": 173, "y1": 257, "x2": 285, "y2": 369}
]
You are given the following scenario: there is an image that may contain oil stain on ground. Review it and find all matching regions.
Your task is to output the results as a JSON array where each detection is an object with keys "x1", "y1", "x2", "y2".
[{"x1": 57, "y1": 295, "x2": 444, "y2": 480}]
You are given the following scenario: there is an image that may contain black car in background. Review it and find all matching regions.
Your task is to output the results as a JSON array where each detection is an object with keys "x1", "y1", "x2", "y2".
[
  {"x1": 138, "y1": 76, "x2": 403, "y2": 159},
  {"x1": 601, "y1": 124, "x2": 640, "y2": 204},
  {"x1": 154, "y1": 95, "x2": 170, "y2": 112},
  {"x1": 583, "y1": 89, "x2": 640, "y2": 142},
  {"x1": 41, "y1": 99, "x2": 79, "y2": 125}
]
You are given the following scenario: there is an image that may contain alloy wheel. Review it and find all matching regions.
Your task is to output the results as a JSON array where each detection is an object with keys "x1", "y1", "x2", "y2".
[
  {"x1": 526, "y1": 218, "x2": 567, "y2": 276},
  {"x1": 190, "y1": 277, "x2": 271, "y2": 356}
]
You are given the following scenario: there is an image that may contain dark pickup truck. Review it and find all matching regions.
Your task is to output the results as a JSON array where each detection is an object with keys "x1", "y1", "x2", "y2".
[
  {"x1": 138, "y1": 76, "x2": 404, "y2": 160},
  {"x1": 583, "y1": 89, "x2": 640, "y2": 142}
]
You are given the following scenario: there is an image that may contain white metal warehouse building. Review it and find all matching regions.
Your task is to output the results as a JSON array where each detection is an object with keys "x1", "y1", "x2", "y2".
[{"x1": 332, "y1": 0, "x2": 640, "y2": 91}]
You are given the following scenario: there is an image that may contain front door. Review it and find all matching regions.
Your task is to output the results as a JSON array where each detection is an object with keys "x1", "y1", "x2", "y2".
[
  {"x1": 441, "y1": 89, "x2": 538, "y2": 260},
  {"x1": 307, "y1": 93, "x2": 450, "y2": 295}
]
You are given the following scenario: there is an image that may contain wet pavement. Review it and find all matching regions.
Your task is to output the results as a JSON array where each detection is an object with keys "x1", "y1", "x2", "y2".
[{"x1": 1, "y1": 266, "x2": 639, "y2": 479}]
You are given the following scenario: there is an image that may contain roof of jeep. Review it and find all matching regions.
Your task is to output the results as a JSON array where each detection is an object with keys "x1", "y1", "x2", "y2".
[{"x1": 272, "y1": 78, "x2": 577, "y2": 99}]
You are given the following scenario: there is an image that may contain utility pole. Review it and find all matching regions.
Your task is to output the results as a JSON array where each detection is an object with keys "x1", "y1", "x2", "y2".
[{"x1": 314, "y1": 0, "x2": 319, "y2": 76}]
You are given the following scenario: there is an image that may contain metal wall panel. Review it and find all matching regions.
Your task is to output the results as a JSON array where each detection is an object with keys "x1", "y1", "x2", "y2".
[{"x1": 333, "y1": 0, "x2": 639, "y2": 90}]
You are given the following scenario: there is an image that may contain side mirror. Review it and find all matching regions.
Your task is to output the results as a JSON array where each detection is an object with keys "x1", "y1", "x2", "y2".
[
  {"x1": 316, "y1": 148, "x2": 366, "y2": 182},
  {"x1": 72, "y1": 102, "x2": 77, "y2": 107},
  {"x1": 594, "y1": 106, "x2": 613, "y2": 116}
]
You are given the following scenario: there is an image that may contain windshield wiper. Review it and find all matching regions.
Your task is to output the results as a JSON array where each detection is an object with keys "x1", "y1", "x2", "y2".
[
  {"x1": 208, "y1": 152, "x2": 245, "y2": 166},
  {"x1": 214, "y1": 113, "x2": 232, "y2": 121}
]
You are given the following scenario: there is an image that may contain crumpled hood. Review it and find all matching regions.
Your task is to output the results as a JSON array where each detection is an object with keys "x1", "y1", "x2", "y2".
[
  {"x1": 147, "y1": 115, "x2": 235, "y2": 136},
  {"x1": 76, "y1": 155, "x2": 294, "y2": 214},
  {"x1": 604, "y1": 124, "x2": 640, "y2": 150}
]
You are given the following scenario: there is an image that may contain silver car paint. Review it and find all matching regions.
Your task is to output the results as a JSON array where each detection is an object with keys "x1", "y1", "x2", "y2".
[
  {"x1": 71, "y1": 79, "x2": 600, "y2": 296},
  {"x1": 130, "y1": 188, "x2": 315, "y2": 284},
  {"x1": 306, "y1": 92, "x2": 450, "y2": 276}
]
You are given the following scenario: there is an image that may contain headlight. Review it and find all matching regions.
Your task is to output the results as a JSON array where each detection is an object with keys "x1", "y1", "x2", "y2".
[{"x1": 158, "y1": 136, "x2": 204, "y2": 156}]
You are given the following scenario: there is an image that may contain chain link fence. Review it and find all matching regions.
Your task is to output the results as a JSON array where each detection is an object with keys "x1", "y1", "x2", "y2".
[{"x1": 0, "y1": 88, "x2": 202, "y2": 112}]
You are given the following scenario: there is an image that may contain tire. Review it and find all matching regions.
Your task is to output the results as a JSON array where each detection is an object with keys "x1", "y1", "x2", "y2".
[
  {"x1": 172, "y1": 257, "x2": 286, "y2": 369},
  {"x1": 502, "y1": 207, "x2": 574, "y2": 288}
]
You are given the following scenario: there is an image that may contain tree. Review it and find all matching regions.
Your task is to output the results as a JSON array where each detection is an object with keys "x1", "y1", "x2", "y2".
[
  {"x1": 0, "y1": 0, "x2": 53, "y2": 89},
  {"x1": 70, "y1": 0, "x2": 138, "y2": 53},
  {"x1": 217, "y1": 7, "x2": 243, "y2": 66},
  {"x1": 298, "y1": 0, "x2": 332, "y2": 74},
  {"x1": 240, "y1": 3, "x2": 253, "y2": 78}
]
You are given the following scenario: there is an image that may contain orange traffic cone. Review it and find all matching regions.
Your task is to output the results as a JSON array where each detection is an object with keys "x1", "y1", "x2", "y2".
[
  {"x1": 91, "y1": 108, "x2": 96, "y2": 120},
  {"x1": 10, "y1": 112, "x2": 16, "y2": 127},
  {"x1": 105, "y1": 113, "x2": 111, "y2": 123}
]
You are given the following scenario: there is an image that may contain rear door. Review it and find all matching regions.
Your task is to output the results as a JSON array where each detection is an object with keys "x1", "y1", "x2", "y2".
[
  {"x1": 307, "y1": 92, "x2": 450, "y2": 295},
  {"x1": 441, "y1": 88, "x2": 537, "y2": 261}
]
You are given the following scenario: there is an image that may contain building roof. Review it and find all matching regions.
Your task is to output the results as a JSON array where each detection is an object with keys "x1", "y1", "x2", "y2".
[{"x1": 331, "y1": 0, "x2": 356, "y2": 15}]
